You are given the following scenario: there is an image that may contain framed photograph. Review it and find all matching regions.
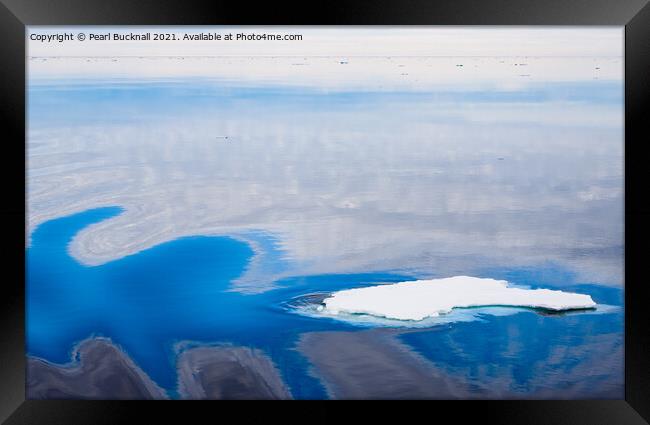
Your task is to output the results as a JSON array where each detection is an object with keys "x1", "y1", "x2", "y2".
[{"x1": 1, "y1": 0, "x2": 649, "y2": 423}]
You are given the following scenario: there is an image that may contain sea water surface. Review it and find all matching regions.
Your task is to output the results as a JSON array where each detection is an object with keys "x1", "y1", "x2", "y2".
[
  {"x1": 26, "y1": 206, "x2": 623, "y2": 398},
  {"x1": 27, "y1": 56, "x2": 624, "y2": 399}
]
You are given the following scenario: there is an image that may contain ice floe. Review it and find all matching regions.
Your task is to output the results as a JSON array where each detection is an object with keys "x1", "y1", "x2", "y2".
[{"x1": 321, "y1": 276, "x2": 597, "y2": 321}]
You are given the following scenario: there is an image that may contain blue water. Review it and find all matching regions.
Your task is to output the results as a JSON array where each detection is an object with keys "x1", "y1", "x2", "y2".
[
  {"x1": 26, "y1": 207, "x2": 623, "y2": 399},
  {"x1": 28, "y1": 79, "x2": 623, "y2": 130}
]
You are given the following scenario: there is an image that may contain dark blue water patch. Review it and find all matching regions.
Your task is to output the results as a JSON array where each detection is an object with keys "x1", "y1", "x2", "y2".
[
  {"x1": 396, "y1": 264, "x2": 624, "y2": 398},
  {"x1": 27, "y1": 206, "x2": 624, "y2": 399},
  {"x1": 397, "y1": 303, "x2": 623, "y2": 398},
  {"x1": 27, "y1": 207, "x2": 255, "y2": 394},
  {"x1": 26, "y1": 207, "x2": 411, "y2": 398}
]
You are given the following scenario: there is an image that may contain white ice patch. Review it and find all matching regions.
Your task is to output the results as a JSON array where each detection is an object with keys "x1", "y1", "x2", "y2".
[{"x1": 322, "y1": 276, "x2": 597, "y2": 322}]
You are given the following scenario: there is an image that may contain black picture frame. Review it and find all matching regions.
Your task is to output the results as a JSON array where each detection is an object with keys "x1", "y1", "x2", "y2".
[{"x1": 1, "y1": 0, "x2": 649, "y2": 423}]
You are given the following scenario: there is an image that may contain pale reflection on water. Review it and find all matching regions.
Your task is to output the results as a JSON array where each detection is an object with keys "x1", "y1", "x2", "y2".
[{"x1": 27, "y1": 57, "x2": 623, "y2": 292}]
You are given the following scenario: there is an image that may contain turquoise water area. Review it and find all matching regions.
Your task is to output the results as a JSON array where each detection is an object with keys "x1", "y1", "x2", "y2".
[{"x1": 26, "y1": 207, "x2": 623, "y2": 399}]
